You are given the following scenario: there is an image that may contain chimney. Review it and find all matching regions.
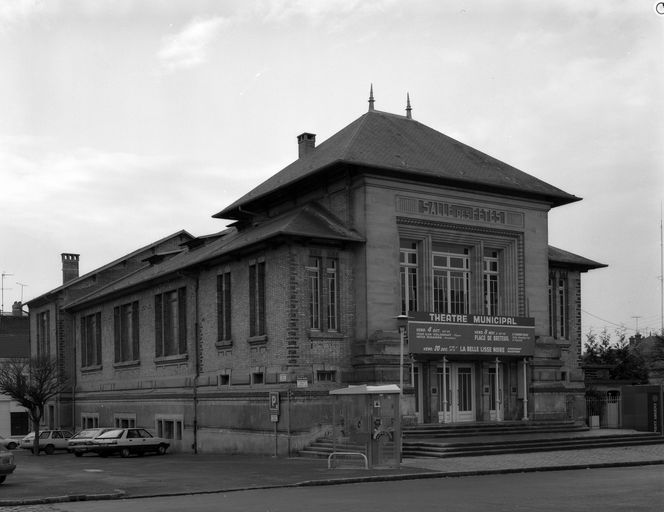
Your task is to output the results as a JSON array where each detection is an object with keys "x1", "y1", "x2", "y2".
[
  {"x1": 61, "y1": 253, "x2": 80, "y2": 284},
  {"x1": 12, "y1": 301, "x2": 22, "y2": 316},
  {"x1": 297, "y1": 133, "x2": 316, "y2": 158}
]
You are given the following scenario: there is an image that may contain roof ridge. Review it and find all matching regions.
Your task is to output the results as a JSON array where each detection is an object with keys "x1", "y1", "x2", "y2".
[
  {"x1": 27, "y1": 229, "x2": 195, "y2": 304},
  {"x1": 337, "y1": 112, "x2": 369, "y2": 158}
]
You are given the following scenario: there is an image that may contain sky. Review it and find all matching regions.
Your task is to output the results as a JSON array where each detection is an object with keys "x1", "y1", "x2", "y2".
[{"x1": 1, "y1": 0, "x2": 663, "y2": 339}]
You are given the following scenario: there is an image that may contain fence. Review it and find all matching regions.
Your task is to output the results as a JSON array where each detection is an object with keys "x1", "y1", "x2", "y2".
[{"x1": 585, "y1": 392, "x2": 622, "y2": 429}]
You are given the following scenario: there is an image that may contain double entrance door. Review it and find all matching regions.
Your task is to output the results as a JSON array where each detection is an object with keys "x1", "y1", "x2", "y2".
[
  {"x1": 434, "y1": 362, "x2": 504, "y2": 422},
  {"x1": 436, "y1": 363, "x2": 475, "y2": 423}
]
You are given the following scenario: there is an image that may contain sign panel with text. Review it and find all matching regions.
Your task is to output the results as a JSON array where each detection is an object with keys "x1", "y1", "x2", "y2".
[{"x1": 408, "y1": 312, "x2": 535, "y2": 356}]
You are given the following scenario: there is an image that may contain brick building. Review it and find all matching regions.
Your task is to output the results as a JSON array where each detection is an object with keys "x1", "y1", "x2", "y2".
[
  {"x1": 28, "y1": 95, "x2": 605, "y2": 454},
  {"x1": 26, "y1": 231, "x2": 194, "y2": 430}
]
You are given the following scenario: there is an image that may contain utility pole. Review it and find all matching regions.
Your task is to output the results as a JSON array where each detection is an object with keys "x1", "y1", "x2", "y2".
[
  {"x1": 660, "y1": 202, "x2": 663, "y2": 334},
  {"x1": 1, "y1": 272, "x2": 13, "y2": 315}
]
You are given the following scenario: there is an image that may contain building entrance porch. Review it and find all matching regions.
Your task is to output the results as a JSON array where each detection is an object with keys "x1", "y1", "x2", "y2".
[{"x1": 414, "y1": 357, "x2": 528, "y2": 424}]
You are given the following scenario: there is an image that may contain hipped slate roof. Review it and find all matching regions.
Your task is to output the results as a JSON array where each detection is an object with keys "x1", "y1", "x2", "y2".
[
  {"x1": 548, "y1": 246, "x2": 607, "y2": 271},
  {"x1": 215, "y1": 109, "x2": 580, "y2": 220},
  {"x1": 64, "y1": 204, "x2": 363, "y2": 310}
]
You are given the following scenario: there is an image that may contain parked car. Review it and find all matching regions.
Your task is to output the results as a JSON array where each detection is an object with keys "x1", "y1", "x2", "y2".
[
  {"x1": 68, "y1": 428, "x2": 113, "y2": 457},
  {"x1": 0, "y1": 435, "x2": 18, "y2": 450},
  {"x1": 20, "y1": 430, "x2": 74, "y2": 454},
  {"x1": 90, "y1": 428, "x2": 169, "y2": 458},
  {"x1": 0, "y1": 450, "x2": 16, "y2": 484}
]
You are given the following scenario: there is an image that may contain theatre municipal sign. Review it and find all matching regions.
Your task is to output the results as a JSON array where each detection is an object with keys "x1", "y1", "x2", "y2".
[{"x1": 408, "y1": 312, "x2": 535, "y2": 356}]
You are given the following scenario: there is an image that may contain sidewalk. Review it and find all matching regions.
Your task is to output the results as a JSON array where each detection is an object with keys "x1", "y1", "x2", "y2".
[{"x1": 1, "y1": 442, "x2": 664, "y2": 506}]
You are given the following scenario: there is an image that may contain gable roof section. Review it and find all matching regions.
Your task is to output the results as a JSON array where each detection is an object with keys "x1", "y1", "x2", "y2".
[
  {"x1": 65, "y1": 205, "x2": 363, "y2": 310},
  {"x1": 27, "y1": 230, "x2": 195, "y2": 307},
  {"x1": 548, "y1": 245, "x2": 607, "y2": 272},
  {"x1": 215, "y1": 110, "x2": 580, "y2": 220}
]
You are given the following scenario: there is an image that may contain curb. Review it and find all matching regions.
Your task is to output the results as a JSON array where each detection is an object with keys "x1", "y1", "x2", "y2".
[
  {"x1": 296, "y1": 459, "x2": 664, "y2": 486},
  {"x1": 1, "y1": 459, "x2": 663, "y2": 506},
  {"x1": 0, "y1": 489, "x2": 126, "y2": 507}
]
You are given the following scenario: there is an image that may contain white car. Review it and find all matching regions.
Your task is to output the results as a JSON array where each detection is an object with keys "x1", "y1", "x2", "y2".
[
  {"x1": 90, "y1": 428, "x2": 170, "y2": 458},
  {"x1": 68, "y1": 428, "x2": 113, "y2": 457},
  {"x1": 0, "y1": 436, "x2": 18, "y2": 450},
  {"x1": 20, "y1": 430, "x2": 73, "y2": 454}
]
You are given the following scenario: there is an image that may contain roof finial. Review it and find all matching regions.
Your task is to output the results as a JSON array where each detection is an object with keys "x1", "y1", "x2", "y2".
[
  {"x1": 368, "y1": 84, "x2": 375, "y2": 111},
  {"x1": 405, "y1": 92, "x2": 412, "y2": 119}
]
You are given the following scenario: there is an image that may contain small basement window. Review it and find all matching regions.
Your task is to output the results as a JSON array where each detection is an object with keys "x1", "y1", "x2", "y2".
[{"x1": 316, "y1": 370, "x2": 337, "y2": 382}]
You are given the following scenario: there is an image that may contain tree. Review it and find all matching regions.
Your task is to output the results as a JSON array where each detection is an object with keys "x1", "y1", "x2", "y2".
[
  {"x1": 582, "y1": 327, "x2": 649, "y2": 383},
  {"x1": 0, "y1": 356, "x2": 68, "y2": 455}
]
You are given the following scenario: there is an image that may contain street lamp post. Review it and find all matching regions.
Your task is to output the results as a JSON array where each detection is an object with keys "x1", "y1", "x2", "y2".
[{"x1": 395, "y1": 315, "x2": 409, "y2": 394}]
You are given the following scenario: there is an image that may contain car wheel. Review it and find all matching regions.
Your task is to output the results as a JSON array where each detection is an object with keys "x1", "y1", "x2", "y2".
[
  {"x1": 157, "y1": 444, "x2": 167, "y2": 455},
  {"x1": 7, "y1": 442, "x2": 16, "y2": 450},
  {"x1": 0, "y1": 475, "x2": 6, "y2": 484},
  {"x1": 44, "y1": 444, "x2": 55, "y2": 455},
  {"x1": 74, "y1": 451, "x2": 83, "y2": 457},
  {"x1": 99, "y1": 452, "x2": 109, "y2": 458},
  {"x1": 120, "y1": 447, "x2": 131, "y2": 458}
]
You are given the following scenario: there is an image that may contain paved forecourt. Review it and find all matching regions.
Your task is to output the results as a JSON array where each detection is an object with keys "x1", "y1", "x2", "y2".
[{"x1": 1, "y1": 442, "x2": 664, "y2": 506}]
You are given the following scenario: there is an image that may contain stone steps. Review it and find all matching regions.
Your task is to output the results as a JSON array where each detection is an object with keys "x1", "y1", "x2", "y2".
[{"x1": 402, "y1": 432, "x2": 664, "y2": 458}]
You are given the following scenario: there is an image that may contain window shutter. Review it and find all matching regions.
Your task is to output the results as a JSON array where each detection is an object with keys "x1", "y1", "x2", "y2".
[
  {"x1": 249, "y1": 265, "x2": 256, "y2": 337},
  {"x1": 216, "y1": 275, "x2": 223, "y2": 340},
  {"x1": 132, "y1": 301, "x2": 140, "y2": 361},
  {"x1": 113, "y1": 306, "x2": 121, "y2": 363},
  {"x1": 155, "y1": 294, "x2": 163, "y2": 358},
  {"x1": 95, "y1": 312, "x2": 102, "y2": 366},
  {"x1": 46, "y1": 311, "x2": 50, "y2": 353},
  {"x1": 258, "y1": 262, "x2": 265, "y2": 336},
  {"x1": 178, "y1": 287, "x2": 187, "y2": 355},
  {"x1": 80, "y1": 317, "x2": 87, "y2": 367},
  {"x1": 224, "y1": 272, "x2": 231, "y2": 340}
]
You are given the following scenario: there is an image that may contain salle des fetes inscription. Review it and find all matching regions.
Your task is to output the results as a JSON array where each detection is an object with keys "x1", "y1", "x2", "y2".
[{"x1": 396, "y1": 196, "x2": 524, "y2": 227}]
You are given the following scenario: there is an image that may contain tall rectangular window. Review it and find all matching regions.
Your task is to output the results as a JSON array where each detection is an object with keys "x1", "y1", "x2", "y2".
[
  {"x1": 306, "y1": 257, "x2": 321, "y2": 330},
  {"x1": 37, "y1": 311, "x2": 50, "y2": 357},
  {"x1": 400, "y1": 243, "x2": 418, "y2": 315},
  {"x1": 114, "y1": 301, "x2": 139, "y2": 363},
  {"x1": 81, "y1": 312, "x2": 102, "y2": 368},
  {"x1": 432, "y1": 248, "x2": 469, "y2": 314},
  {"x1": 548, "y1": 271, "x2": 568, "y2": 339},
  {"x1": 558, "y1": 277, "x2": 568, "y2": 339},
  {"x1": 217, "y1": 272, "x2": 232, "y2": 342},
  {"x1": 548, "y1": 275, "x2": 554, "y2": 337},
  {"x1": 249, "y1": 261, "x2": 266, "y2": 337},
  {"x1": 306, "y1": 254, "x2": 339, "y2": 332},
  {"x1": 326, "y1": 258, "x2": 338, "y2": 331},
  {"x1": 155, "y1": 288, "x2": 187, "y2": 358},
  {"x1": 483, "y1": 251, "x2": 499, "y2": 315}
]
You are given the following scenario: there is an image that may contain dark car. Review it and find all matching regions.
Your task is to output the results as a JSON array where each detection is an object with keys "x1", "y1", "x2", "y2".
[
  {"x1": 68, "y1": 428, "x2": 113, "y2": 457},
  {"x1": 0, "y1": 450, "x2": 16, "y2": 484},
  {"x1": 90, "y1": 428, "x2": 169, "y2": 458}
]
